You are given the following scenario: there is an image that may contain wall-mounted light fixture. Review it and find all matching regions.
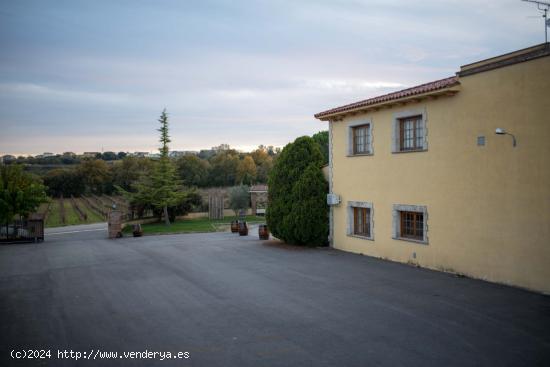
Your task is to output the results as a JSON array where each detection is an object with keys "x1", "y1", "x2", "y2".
[{"x1": 495, "y1": 128, "x2": 517, "y2": 147}]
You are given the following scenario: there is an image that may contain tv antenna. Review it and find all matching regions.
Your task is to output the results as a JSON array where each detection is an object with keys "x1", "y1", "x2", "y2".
[{"x1": 522, "y1": 0, "x2": 550, "y2": 43}]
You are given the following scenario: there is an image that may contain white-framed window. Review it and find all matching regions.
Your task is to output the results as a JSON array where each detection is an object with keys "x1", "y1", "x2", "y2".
[
  {"x1": 392, "y1": 109, "x2": 427, "y2": 152},
  {"x1": 347, "y1": 201, "x2": 374, "y2": 240},
  {"x1": 347, "y1": 120, "x2": 373, "y2": 156},
  {"x1": 392, "y1": 204, "x2": 428, "y2": 244}
]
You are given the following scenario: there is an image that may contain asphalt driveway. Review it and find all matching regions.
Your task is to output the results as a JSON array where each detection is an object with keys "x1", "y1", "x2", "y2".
[{"x1": 1, "y1": 226, "x2": 549, "y2": 366}]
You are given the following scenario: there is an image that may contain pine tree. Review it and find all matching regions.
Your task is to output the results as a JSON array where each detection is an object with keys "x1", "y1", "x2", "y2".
[
  {"x1": 152, "y1": 109, "x2": 183, "y2": 225},
  {"x1": 119, "y1": 109, "x2": 185, "y2": 225},
  {"x1": 158, "y1": 109, "x2": 170, "y2": 158}
]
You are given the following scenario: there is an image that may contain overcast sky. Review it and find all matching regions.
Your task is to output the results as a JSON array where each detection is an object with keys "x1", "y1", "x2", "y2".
[{"x1": 0, "y1": 0, "x2": 545, "y2": 155}]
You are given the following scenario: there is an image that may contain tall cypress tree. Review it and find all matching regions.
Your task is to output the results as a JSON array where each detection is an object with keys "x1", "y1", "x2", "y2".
[
  {"x1": 152, "y1": 109, "x2": 182, "y2": 225},
  {"x1": 120, "y1": 109, "x2": 184, "y2": 225},
  {"x1": 158, "y1": 109, "x2": 170, "y2": 158}
]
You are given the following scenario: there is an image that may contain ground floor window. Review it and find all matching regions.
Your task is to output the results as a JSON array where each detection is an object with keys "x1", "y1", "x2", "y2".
[
  {"x1": 400, "y1": 211, "x2": 423, "y2": 240},
  {"x1": 354, "y1": 207, "x2": 371, "y2": 237},
  {"x1": 393, "y1": 204, "x2": 428, "y2": 244},
  {"x1": 347, "y1": 201, "x2": 374, "y2": 240}
]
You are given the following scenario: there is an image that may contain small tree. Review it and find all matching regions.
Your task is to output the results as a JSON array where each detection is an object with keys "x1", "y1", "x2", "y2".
[
  {"x1": 0, "y1": 165, "x2": 48, "y2": 238},
  {"x1": 267, "y1": 136, "x2": 328, "y2": 246},
  {"x1": 167, "y1": 190, "x2": 203, "y2": 222},
  {"x1": 228, "y1": 185, "x2": 250, "y2": 219}
]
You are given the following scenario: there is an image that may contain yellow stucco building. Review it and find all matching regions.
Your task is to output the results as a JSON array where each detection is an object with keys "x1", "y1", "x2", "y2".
[{"x1": 315, "y1": 43, "x2": 550, "y2": 294}]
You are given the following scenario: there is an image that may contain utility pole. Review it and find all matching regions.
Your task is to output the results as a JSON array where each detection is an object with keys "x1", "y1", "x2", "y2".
[{"x1": 522, "y1": 0, "x2": 550, "y2": 43}]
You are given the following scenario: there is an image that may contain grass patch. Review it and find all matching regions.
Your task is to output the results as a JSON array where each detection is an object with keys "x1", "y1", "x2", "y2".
[
  {"x1": 123, "y1": 215, "x2": 265, "y2": 235},
  {"x1": 45, "y1": 199, "x2": 63, "y2": 228},
  {"x1": 43, "y1": 196, "x2": 109, "y2": 228},
  {"x1": 76, "y1": 198, "x2": 105, "y2": 223},
  {"x1": 62, "y1": 199, "x2": 81, "y2": 226}
]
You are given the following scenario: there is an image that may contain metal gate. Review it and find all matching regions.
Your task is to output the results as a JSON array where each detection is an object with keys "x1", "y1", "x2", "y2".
[{"x1": 0, "y1": 214, "x2": 44, "y2": 243}]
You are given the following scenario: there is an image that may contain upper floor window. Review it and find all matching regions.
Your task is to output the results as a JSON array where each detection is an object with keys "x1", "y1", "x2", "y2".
[
  {"x1": 392, "y1": 110, "x2": 427, "y2": 153},
  {"x1": 348, "y1": 121, "x2": 373, "y2": 156},
  {"x1": 399, "y1": 116, "x2": 423, "y2": 151},
  {"x1": 353, "y1": 124, "x2": 370, "y2": 154}
]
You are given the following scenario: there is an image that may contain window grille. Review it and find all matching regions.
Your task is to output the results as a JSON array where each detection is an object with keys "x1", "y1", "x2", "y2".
[{"x1": 400, "y1": 211, "x2": 423, "y2": 240}]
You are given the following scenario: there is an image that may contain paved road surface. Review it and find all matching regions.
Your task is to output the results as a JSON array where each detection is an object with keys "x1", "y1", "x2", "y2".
[
  {"x1": 45, "y1": 222, "x2": 107, "y2": 238},
  {"x1": 1, "y1": 227, "x2": 549, "y2": 366}
]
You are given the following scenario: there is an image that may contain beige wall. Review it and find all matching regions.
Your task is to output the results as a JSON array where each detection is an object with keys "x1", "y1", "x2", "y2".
[{"x1": 330, "y1": 56, "x2": 550, "y2": 293}]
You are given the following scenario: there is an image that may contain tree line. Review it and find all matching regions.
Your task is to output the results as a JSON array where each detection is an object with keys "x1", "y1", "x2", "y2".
[
  {"x1": 39, "y1": 131, "x2": 328, "y2": 198},
  {"x1": 3, "y1": 151, "x2": 128, "y2": 165},
  {"x1": 41, "y1": 146, "x2": 270, "y2": 198}
]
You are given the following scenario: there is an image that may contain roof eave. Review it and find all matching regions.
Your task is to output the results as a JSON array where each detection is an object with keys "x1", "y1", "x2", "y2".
[{"x1": 315, "y1": 85, "x2": 461, "y2": 121}]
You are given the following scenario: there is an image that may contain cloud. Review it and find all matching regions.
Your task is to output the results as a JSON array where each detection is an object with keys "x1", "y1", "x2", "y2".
[
  {"x1": 0, "y1": 82, "x2": 131, "y2": 106},
  {"x1": 301, "y1": 79, "x2": 405, "y2": 91},
  {"x1": 0, "y1": 0, "x2": 543, "y2": 154}
]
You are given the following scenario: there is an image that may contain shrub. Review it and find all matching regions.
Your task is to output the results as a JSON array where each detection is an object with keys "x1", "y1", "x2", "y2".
[
  {"x1": 312, "y1": 130, "x2": 329, "y2": 165},
  {"x1": 267, "y1": 136, "x2": 328, "y2": 246},
  {"x1": 0, "y1": 165, "x2": 48, "y2": 226},
  {"x1": 228, "y1": 185, "x2": 250, "y2": 218},
  {"x1": 167, "y1": 190, "x2": 203, "y2": 222}
]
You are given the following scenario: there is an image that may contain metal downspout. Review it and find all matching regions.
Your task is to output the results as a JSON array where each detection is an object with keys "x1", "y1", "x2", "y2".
[{"x1": 328, "y1": 120, "x2": 334, "y2": 247}]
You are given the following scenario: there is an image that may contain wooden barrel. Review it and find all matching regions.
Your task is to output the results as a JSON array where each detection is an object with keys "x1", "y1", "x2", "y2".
[
  {"x1": 238, "y1": 221, "x2": 248, "y2": 236},
  {"x1": 258, "y1": 224, "x2": 269, "y2": 240},
  {"x1": 231, "y1": 220, "x2": 239, "y2": 233}
]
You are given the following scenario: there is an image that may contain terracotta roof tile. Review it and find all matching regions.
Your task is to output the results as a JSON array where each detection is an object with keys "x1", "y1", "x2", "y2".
[{"x1": 314, "y1": 76, "x2": 459, "y2": 119}]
